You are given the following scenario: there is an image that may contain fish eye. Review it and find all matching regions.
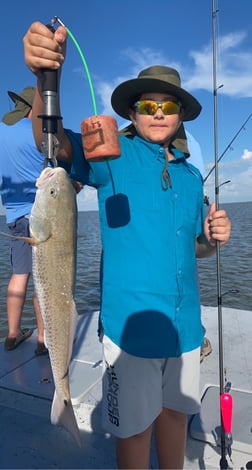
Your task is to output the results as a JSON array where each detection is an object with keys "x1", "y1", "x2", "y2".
[{"x1": 49, "y1": 187, "x2": 57, "y2": 198}]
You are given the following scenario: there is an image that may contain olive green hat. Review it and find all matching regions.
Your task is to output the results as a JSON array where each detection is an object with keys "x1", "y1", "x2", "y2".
[
  {"x1": 2, "y1": 86, "x2": 35, "y2": 125},
  {"x1": 111, "y1": 65, "x2": 202, "y2": 121}
]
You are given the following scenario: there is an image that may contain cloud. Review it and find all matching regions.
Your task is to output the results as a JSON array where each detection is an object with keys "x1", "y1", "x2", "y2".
[
  {"x1": 204, "y1": 155, "x2": 252, "y2": 203},
  {"x1": 184, "y1": 31, "x2": 252, "y2": 97},
  {"x1": 242, "y1": 149, "x2": 252, "y2": 160},
  {"x1": 94, "y1": 30, "x2": 252, "y2": 117},
  {"x1": 77, "y1": 186, "x2": 98, "y2": 211},
  {"x1": 222, "y1": 164, "x2": 252, "y2": 202}
]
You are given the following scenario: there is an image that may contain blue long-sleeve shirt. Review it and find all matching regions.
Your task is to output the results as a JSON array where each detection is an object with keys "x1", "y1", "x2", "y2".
[{"x1": 67, "y1": 130, "x2": 205, "y2": 358}]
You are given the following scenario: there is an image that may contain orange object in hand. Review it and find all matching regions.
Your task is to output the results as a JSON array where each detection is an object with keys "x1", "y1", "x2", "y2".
[{"x1": 81, "y1": 115, "x2": 121, "y2": 162}]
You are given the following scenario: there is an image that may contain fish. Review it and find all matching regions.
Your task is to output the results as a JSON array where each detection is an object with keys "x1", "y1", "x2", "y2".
[{"x1": 27, "y1": 167, "x2": 81, "y2": 446}]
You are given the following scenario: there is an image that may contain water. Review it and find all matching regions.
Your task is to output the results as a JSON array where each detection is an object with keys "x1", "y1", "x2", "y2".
[
  {"x1": 0, "y1": 202, "x2": 251, "y2": 342},
  {"x1": 197, "y1": 201, "x2": 252, "y2": 310}
]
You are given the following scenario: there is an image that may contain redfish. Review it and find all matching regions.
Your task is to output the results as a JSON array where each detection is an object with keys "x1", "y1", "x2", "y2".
[{"x1": 29, "y1": 167, "x2": 81, "y2": 446}]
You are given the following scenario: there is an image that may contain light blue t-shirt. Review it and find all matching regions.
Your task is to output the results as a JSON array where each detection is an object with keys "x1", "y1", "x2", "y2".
[
  {"x1": 0, "y1": 119, "x2": 44, "y2": 223},
  {"x1": 67, "y1": 130, "x2": 205, "y2": 358}
]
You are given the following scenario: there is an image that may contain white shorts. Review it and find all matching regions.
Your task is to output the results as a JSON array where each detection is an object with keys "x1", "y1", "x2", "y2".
[{"x1": 102, "y1": 335, "x2": 201, "y2": 438}]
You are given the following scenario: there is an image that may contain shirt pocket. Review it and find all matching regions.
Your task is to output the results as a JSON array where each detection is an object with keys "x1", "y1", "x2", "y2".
[{"x1": 122, "y1": 167, "x2": 161, "y2": 213}]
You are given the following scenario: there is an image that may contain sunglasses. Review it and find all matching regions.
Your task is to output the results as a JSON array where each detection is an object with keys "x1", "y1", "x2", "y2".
[{"x1": 133, "y1": 99, "x2": 182, "y2": 115}]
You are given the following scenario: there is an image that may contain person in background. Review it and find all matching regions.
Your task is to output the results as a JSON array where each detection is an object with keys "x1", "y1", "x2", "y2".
[
  {"x1": 23, "y1": 22, "x2": 231, "y2": 469},
  {"x1": 0, "y1": 87, "x2": 47, "y2": 355}
]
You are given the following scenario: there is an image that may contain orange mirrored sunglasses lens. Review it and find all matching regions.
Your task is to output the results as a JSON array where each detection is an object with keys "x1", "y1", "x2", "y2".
[{"x1": 135, "y1": 100, "x2": 181, "y2": 115}]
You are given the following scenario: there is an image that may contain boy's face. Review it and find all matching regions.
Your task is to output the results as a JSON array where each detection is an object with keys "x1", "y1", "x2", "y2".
[{"x1": 129, "y1": 92, "x2": 184, "y2": 146}]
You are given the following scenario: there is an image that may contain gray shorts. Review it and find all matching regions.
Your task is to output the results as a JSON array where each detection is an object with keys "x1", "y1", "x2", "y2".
[
  {"x1": 8, "y1": 216, "x2": 32, "y2": 274},
  {"x1": 102, "y1": 334, "x2": 200, "y2": 438}
]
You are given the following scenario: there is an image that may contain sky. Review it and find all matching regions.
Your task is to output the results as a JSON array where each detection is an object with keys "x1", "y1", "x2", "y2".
[{"x1": 0, "y1": 0, "x2": 252, "y2": 212}]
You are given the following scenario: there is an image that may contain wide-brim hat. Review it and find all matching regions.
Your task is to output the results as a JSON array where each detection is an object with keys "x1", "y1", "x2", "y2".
[
  {"x1": 111, "y1": 65, "x2": 202, "y2": 121},
  {"x1": 2, "y1": 86, "x2": 35, "y2": 125}
]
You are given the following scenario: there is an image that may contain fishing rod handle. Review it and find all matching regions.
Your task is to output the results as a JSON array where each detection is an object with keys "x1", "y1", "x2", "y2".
[
  {"x1": 40, "y1": 22, "x2": 58, "y2": 126},
  {"x1": 39, "y1": 21, "x2": 61, "y2": 165}
]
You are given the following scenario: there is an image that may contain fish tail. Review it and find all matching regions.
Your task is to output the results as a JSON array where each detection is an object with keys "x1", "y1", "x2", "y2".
[{"x1": 51, "y1": 390, "x2": 82, "y2": 447}]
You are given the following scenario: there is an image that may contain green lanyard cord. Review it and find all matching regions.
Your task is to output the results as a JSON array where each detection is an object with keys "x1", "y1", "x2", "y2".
[{"x1": 66, "y1": 26, "x2": 98, "y2": 116}]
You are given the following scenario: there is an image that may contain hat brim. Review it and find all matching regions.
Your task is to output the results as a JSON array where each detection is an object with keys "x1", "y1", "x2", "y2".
[
  {"x1": 8, "y1": 90, "x2": 33, "y2": 107},
  {"x1": 2, "y1": 103, "x2": 31, "y2": 125},
  {"x1": 111, "y1": 77, "x2": 202, "y2": 121}
]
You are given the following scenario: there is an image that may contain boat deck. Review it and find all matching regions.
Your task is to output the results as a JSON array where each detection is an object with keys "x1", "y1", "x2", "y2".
[{"x1": 0, "y1": 307, "x2": 252, "y2": 469}]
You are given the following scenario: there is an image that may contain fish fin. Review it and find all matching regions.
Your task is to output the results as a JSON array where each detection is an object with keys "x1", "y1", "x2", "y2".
[
  {"x1": 51, "y1": 390, "x2": 82, "y2": 447},
  {"x1": 0, "y1": 232, "x2": 38, "y2": 246}
]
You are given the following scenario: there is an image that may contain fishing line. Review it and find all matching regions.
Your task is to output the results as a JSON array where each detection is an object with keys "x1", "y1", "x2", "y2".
[
  {"x1": 54, "y1": 16, "x2": 98, "y2": 116},
  {"x1": 53, "y1": 16, "x2": 118, "y2": 198},
  {"x1": 204, "y1": 112, "x2": 252, "y2": 183},
  {"x1": 66, "y1": 28, "x2": 98, "y2": 116}
]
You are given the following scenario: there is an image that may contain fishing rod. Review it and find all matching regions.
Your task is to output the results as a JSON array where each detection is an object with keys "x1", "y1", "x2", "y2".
[
  {"x1": 212, "y1": 2, "x2": 233, "y2": 468},
  {"x1": 204, "y1": 112, "x2": 252, "y2": 183}
]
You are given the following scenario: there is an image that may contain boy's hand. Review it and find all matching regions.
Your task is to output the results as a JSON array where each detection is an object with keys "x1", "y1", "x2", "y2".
[
  {"x1": 23, "y1": 22, "x2": 67, "y2": 76},
  {"x1": 204, "y1": 203, "x2": 231, "y2": 247}
]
